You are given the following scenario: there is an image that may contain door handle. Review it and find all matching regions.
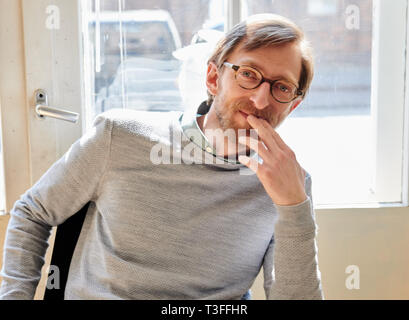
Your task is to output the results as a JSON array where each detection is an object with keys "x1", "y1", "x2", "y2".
[{"x1": 34, "y1": 89, "x2": 79, "y2": 123}]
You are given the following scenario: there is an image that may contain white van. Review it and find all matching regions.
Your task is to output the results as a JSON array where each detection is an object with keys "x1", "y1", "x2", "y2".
[{"x1": 89, "y1": 10, "x2": 183, "y2": 112}]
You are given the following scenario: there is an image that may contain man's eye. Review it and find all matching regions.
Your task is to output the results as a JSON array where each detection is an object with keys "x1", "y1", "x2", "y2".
[
  {"x1": 276, "y1": 83, "x2": 291, "y2": 93},
  {"x1": 240, "y1": 70, "x2": 257, "y2": 80}
]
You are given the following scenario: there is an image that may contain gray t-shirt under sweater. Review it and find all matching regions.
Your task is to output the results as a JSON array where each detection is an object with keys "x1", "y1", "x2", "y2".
[{"x1": 0, "y1": 108, "x2": 323, "y2": 300}]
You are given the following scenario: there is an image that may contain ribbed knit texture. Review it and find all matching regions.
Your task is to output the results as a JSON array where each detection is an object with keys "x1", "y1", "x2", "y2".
[{"x1": 0, "y1": 109, "x2": 323, "y2": 300}]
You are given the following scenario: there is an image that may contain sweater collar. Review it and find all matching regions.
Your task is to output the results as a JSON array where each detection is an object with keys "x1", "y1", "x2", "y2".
[{"x1": 179, "y1": 101, "x2": 257, "y2": 168}]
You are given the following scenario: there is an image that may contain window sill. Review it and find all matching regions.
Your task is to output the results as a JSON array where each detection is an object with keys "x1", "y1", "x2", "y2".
[{"x1": 315, "y1": 201, "x2": 409, "y2": 211}]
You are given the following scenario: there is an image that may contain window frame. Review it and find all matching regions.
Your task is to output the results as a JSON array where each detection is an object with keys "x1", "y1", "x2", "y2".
[{"x1": 369, "y1": 0, "x2": 408, "y2": 206}]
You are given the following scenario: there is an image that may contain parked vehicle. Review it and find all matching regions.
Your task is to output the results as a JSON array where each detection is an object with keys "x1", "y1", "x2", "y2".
[
  {"x1": 91, "y1": 9, "x2": 183, "y2": 113},
  {"x1": 95, "y1": 56, "x2": 182, "y2": 112}
]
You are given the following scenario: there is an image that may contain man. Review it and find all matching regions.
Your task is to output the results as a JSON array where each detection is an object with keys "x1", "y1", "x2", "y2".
[{"x1": 0, "y1": 14, "x2": 323, "y2": 299}]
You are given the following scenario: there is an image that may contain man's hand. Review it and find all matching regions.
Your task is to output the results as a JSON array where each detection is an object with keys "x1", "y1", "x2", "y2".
[{"x1": 238, "y1": 114, "x2": 307, "y2": 206}]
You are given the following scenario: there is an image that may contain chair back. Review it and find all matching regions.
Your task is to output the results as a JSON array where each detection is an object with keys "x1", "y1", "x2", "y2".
[{"x1": 43, "y1": 202, "x2": 90, "y2": 300}]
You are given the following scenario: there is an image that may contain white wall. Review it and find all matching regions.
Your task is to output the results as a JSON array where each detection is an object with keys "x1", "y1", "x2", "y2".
[{"x1": 252, "y1": 207, "x2": 409, "y2": 300}]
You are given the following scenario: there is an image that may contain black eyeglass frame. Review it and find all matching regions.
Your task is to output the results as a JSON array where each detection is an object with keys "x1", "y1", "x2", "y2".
[{"x1": 223, "y1": 62, "x2": 303, "y2": 104}]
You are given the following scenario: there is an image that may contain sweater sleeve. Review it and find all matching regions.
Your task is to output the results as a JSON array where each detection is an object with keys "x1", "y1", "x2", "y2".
[
  {"x1": 262, "y1": 173, "x2": 324, "y2": 300},
  {"x1": 0, "y1": 113, "x2": 113, "y2": 300}
]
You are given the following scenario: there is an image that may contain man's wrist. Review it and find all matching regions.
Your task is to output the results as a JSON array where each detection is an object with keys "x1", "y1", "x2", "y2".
[
  {"x1": 274, "y1": 197, "x2": 316, "y2": 231},
  {"x1": 274, "y1": 193, "x2": 308, "y2": 207}
]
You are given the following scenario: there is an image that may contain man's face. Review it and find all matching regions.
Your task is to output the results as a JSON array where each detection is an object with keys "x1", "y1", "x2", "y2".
[{"x1": 207, "y1": 42, "x2": 303, "y2": 132}]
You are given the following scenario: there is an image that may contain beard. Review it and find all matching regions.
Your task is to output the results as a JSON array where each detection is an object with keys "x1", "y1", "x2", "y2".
[{"x1": 214, "y1": 96, "x2": 276, "y2": 133}]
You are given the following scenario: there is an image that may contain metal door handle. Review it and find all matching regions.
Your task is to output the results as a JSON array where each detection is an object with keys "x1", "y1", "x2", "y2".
[{"x1": 35, "y1": 89, "x2": 79, "y2": 123}]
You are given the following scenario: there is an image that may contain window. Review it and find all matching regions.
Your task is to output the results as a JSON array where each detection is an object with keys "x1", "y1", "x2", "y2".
[
  {"x1": 81, "y1": 0, "x2": 409, "y2": 207},
  {"x1": 245, "y1": 0, "x2": 408, "y2": 207},
  {"x1": 82, "y1": 0, "x2": 226, "y2": 123},
  {"x1": 308, "y1": 0, "x2": 338, "y2": 16}
]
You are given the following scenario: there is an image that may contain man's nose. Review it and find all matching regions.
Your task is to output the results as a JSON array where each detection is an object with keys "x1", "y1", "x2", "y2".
[{"x1": 248, "y1": 82, "x2": 271, "y2": 110}]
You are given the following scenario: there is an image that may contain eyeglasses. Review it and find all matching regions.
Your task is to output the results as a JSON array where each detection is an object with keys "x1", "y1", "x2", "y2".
[{"x1": 223, "y1": 62, "x2": 303, "y2": 104}]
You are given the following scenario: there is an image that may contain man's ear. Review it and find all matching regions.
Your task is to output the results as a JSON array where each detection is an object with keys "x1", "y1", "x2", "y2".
[{"x1": 206, "y1": 62, "x2": 219, "y2": 96}]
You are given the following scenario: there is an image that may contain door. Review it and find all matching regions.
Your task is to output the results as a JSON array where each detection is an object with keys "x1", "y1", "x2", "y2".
[
  {"x1": 22, "y1": 0, "x2": 84, "y2": 187},
  {"x1": 14, "y1": 0, "x2": 83, "y2": 300}
]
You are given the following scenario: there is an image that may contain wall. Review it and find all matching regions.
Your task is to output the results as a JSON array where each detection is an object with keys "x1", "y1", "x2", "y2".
[
  {"x1": 315, "y1": 207, "x2": 409, "y2": 299},
  {"x1": 252, "y1": 206, "x2": 409, "y2": 299}
]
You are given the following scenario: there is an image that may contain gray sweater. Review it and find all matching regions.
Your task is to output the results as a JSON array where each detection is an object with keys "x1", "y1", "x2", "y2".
[{"x1": 0, "y1": 108, "x2": 323, "y2": 300}]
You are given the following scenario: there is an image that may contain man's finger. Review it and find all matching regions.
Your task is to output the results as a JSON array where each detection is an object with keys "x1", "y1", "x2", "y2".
[
  {"x1": 246, "y1": 115, "x2": 280, "y2": 152},
  {"x1": 258, "y1": 118, "x2": 291, "y2": 152},
  {"x1": 238, "y1": 136, "x2": 269, "y2": 160}
]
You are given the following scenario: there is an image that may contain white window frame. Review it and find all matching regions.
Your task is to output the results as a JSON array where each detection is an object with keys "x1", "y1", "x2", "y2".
[
  {"x1": 0, "y1": 1, "x2": 32, "y2": 215},
  {"x1": 370, "y1": 0, "x2": 409, "y2": 207},
  {"x1": 226, "y1": 0, "x2": 243, "y2": 30}
]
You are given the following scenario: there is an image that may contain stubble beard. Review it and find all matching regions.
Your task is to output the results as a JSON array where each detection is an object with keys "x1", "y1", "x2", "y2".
[{"x1": 214, "y1": 96, "x2": 276, "y2": 134}]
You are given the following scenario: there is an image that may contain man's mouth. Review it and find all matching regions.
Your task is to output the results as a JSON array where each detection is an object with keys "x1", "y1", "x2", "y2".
[
  {"x1": 239, "y1": 110, "x2": 262, "y2": 121},
  {"x1": 239, "y1": 110, "x2": 250, "y2": 119}
]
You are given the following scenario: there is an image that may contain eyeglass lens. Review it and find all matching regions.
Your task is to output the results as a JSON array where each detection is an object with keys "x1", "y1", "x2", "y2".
[{"x1": 236, "y1": 66, "x2": 297, "y2": 103}]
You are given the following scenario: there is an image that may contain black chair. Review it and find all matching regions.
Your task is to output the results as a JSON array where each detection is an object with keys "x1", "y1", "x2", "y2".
[
  {"x1": 43, "y1": 201, "x2": 252, "y2": 300},
  {"x1": 43, "y1": 202, "x2": 90, "y2": 300}
]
